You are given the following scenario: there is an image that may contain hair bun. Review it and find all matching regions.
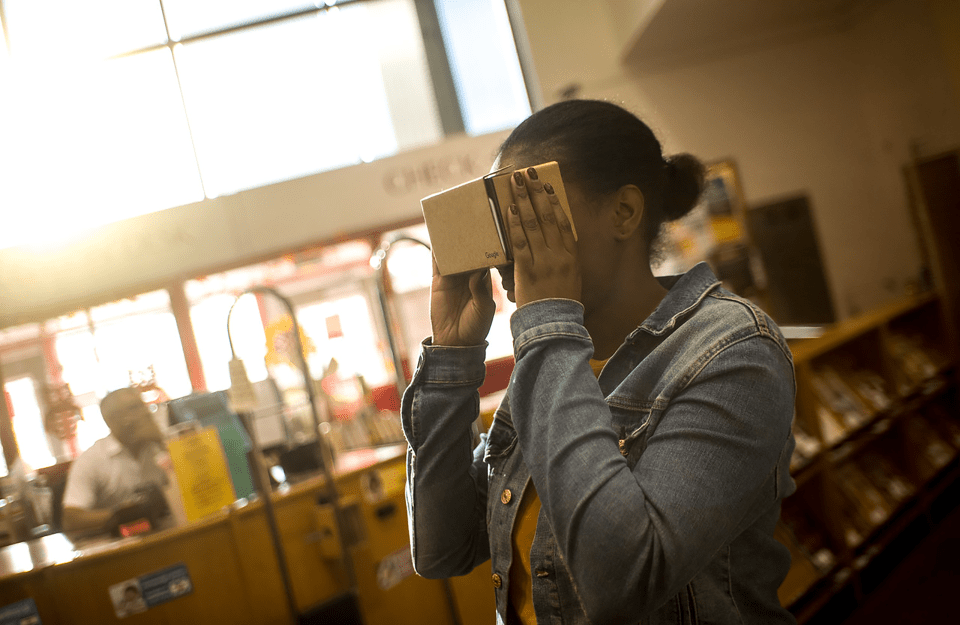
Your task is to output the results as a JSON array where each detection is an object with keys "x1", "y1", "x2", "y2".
[{"x1": 663, "y1": 154, "x2": 706, "y2": 222}]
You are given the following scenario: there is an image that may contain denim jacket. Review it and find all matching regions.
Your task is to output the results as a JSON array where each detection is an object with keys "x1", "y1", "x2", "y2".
[{"x1": 403, "y1": 263, "x2": 797, "y2": 624}]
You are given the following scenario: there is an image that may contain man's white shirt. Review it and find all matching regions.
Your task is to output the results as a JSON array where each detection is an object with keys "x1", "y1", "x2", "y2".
[{"x1": 62, "y1": 435, "x2": 165, "y2": 511}]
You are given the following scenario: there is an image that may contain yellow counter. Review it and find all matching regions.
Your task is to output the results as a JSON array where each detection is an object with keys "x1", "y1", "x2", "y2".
[{"x1": 0, "y1": 445, "x2": 493, "y2": 625}]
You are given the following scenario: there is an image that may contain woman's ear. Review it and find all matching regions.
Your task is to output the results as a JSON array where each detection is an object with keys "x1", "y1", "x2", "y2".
[{"x1": 611, "y1": 185, "x2": 644, "y2": 240}]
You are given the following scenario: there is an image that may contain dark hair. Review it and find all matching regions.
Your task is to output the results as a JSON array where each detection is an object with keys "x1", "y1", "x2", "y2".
[{"x1": 499, "y1": 100, "x2": 705, "y2": 257}]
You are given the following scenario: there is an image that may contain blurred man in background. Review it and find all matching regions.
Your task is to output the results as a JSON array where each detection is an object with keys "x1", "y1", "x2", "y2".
[{"x1": 62, "y1": 388, "x2": 169, "y2": 537}]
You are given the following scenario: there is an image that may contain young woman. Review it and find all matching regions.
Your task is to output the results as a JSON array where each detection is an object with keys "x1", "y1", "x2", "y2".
[{"x1": 402, "y1": 100, "x2": 796, "y2": 625}]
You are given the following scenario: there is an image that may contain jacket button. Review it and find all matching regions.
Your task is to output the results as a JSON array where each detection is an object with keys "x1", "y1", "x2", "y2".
[
  {"x1": 501, "y1": 489, "x2": 512, "y2": 504},
  {"x1": 492, "y1": 573, "x2": 503, "y2": 588}
]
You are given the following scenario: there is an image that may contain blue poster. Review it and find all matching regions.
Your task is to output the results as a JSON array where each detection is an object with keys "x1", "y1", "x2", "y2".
[
  {"x1": 140, "y1": 563, "x2": 193, "y2": 607},
  {"x1": 109, "y1": 563, "x2": 193, "y2": 619},
  {"x1": 0, "y1": 598, "x2": 40, "y2": 625}
]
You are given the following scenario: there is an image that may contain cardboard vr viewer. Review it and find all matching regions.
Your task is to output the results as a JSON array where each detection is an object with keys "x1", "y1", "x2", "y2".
[{"x1": 420, "y1": 161, "x2": 578, "y2": 276}]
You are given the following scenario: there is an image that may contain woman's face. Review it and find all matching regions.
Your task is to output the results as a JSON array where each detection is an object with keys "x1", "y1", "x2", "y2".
[{"x1": 494, "y1": 152, "x2": 620, "y2": 311}]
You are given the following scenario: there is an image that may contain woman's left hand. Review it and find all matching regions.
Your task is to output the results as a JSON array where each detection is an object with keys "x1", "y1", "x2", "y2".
[{"x1": 507, "y1": 167, "x2": 581, "y2": 307}]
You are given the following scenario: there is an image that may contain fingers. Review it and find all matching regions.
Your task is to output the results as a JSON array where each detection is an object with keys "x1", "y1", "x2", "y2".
[
  {"x1": 510, "y1": 167, "x2": 570, "y2": 254},
  {"x1": 506, "y1": 198, "x2": 532, "y2": 266},
  {"x1": 537, "y1": 179, "x2": 569, "y2": 252},
  {"x1": 521, "y1": 166, "x2": 547, "y2": 224},
  {"x1": 524, "y1": 167, "x2": 569, "y2": 253},
  {"x1": 508, "y1": 171, "x2": 535, "y2": 263},
  {"x1": 544, "y1": 181, "x2": 577, "y2": 254},
  {"x1": 505, "y1": 166, "x2": 582, "y2": 306},
  {"x1": 512, "y1": 170, "x2": 543, "y2": 245}
]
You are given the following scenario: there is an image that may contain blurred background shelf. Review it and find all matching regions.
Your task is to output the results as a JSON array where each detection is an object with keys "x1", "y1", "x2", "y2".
[{"x1": 778, "y1": 291, "x2": 960, "y2": 623}]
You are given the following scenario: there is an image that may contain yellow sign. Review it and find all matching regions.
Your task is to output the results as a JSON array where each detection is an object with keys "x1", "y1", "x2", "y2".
[
  {"x1": 264, "y1": 315, "x2": 315, "y2": 366},
  {"x1": 167, "y1": 428, "x2": 236, "y2": 522}
]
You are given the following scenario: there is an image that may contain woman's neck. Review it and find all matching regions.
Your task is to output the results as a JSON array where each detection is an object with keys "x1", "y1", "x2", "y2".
[{"x1": 584, "y1": 269, "x2": 668, "y2": 361}]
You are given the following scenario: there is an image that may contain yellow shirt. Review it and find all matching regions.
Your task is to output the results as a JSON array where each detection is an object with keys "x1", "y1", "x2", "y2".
[{"x1": 508, "y1": 358, "x2": 607, "y2": 623}]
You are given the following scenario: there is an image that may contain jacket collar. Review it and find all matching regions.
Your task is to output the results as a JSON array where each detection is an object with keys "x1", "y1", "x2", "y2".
[{"x1": 633, "y1": 262, "x2": 721, "y2": 337}]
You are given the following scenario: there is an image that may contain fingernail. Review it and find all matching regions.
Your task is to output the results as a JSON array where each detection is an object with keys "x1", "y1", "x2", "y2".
[
  {"x1": 543, "y1": 182, "x2": 554, "y2": 194},
  {"x1": 509, "y1": 204, "x2": 519, "y2": 215},
  {"x1": 527, "y1": 167, "x2": 538, "y2": 180},
  {"x1": 513, "y1": 171, "x2": 524, "y2": 185}
]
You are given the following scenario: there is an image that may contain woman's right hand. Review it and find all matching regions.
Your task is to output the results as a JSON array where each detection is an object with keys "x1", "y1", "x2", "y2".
[{"x1": 430, "y1": 259, "x2": 496, "y2": 347}]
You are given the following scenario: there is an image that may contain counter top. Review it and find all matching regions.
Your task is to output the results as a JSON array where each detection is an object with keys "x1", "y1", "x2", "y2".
[
  {"x1": 0, "y1": 533, "x2": 76, "y2": 580},
  {"x1": 0, "y1": 442, "x2": 408, "y2": 584}
]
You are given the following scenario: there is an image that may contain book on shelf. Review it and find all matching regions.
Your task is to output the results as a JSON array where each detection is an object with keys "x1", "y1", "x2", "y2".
[
  {"x1": 856, "y1": 449, "x2": 915, "y2": 504},
  {"x1": 886, "y1": 333, "x2": 946, "y2": 393},
  {"x1": 810, "y1": 366, "x2": 878, "y2": 447},
  {"x1": 780, "y1": 502, "x2": 836, "y2": 573},
  {"x1": 816, "y1": 406, "x2": 847, "y2": 446},
  {"x1": 791, "y1": 422, "x2": 821, "y2": 471},
  {"x1": 924, "y1": 402, "x2": 960, "y2": 449},
  {"x1": 846, "y1": 369, "x2": 892, "y2": 412},
  {"x1": 900, "y1": 416, "x2": 955, "y2": 481},
  {"x1": 837, "y1": 511, "x2": 864, "y2": 549},
  {"x1": 834, "y1": 462, "x2": 895, "y2": 532}
]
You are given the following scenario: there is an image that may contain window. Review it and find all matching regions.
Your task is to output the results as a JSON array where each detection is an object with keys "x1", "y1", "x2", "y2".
[
  {"x1": 0, "y1": 0, "x2": 532, "y2": 249},
  {"x1": 3, "y1": 0, "x2": 166, "y2": 62},
  {"x1": 0, "y1": 298, "x2": 192, "y2": 470},
  {"x1": 192, "y1": 293, "x2": 269, "y2": 393},
  {"x1": 187, "y1": 259, "x2": 292, "y2": 393},
  {"x1": 174, "y1": 1, "x2": 441, "y2": 197},
  {"x1": 435, "y1": 0, "x2": 531, "y2": 135},
  {"x1": 0, "y1": 323, "x2": 45, "y2": 474},
  {"x1": 0, "y1": 11, "x2": 8, "y2": 69},
  {"x1": 160, "y1": 0, "x2": 317, "y2": 41},
  {"x1": 47, "y1": 292, "x2": 192, "y2": 456},
  {"x1": 297, "y1": 291, "x2": 390, "y2": 388},
  {"x1": 186, "y1": 239, "x2": 388, "y2": 394},
  {"x1": 0, "y1": 48, "x2": 205, "y2": 249},
  {"x1": 5, "y1": 377, "x2": 55, "y2": 471},
  {"x1": 87, "y1": 292, "x2": 193, "y2": 398},
  {"x1": 0, "y1": 0, "x2": 533, "y2": 466}
]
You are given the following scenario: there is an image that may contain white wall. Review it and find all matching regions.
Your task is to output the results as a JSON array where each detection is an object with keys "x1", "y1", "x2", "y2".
[
  {"x1": 515, "y1": 0, "x2": 960, "y2": 319},
  {"x1": 635, "y1": 28, "x2": 920, "y2": 319}
]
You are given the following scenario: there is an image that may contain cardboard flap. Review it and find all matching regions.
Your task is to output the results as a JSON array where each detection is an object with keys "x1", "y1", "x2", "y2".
[
  {"x1": 421, "y1": 178, "x2": 508, "y2": 276},
  {"x1": 421, "y1": 161, "x2": 577, "y2": 276}
]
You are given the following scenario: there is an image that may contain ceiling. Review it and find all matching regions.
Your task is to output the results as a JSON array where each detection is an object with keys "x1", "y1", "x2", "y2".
[{"x1": 622, "y1": 0, "x2": 878, "y2": 71}]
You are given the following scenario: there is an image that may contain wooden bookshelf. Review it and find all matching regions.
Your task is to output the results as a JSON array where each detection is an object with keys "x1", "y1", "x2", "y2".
[{"x1": 777, "y1": 293, "x2": 960, "y2": 621}]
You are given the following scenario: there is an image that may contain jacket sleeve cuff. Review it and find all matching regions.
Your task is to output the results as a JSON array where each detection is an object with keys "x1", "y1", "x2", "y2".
[
  {"x1": 412, "y1": 338, "x2": 488, "y2": 386},
  {"x1": 510, "y1": 299, "x2": 590, "y2": 356}
]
